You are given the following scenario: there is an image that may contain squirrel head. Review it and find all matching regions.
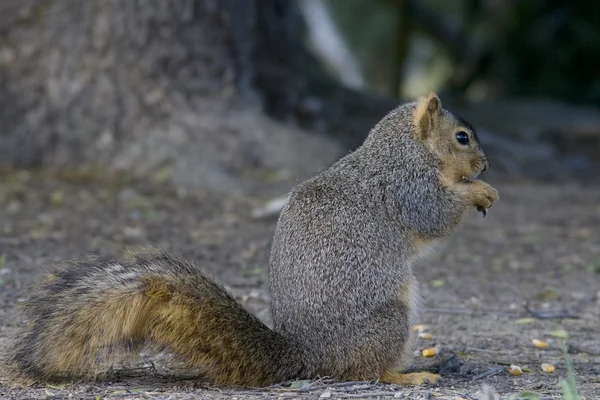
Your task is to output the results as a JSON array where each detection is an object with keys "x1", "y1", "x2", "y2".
[{"x1": 412, "y1": 93, "x2": 488, "y2": 182}]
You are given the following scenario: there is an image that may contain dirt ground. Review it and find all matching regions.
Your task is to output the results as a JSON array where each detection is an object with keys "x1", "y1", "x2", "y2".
[{"x1": 0, "y1": 168, "x2": 599, "y2": 400}]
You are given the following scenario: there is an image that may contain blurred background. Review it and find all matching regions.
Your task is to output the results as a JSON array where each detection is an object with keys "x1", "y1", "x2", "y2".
[
  {"x1": 1, "y1": 3, "x2": 600, "y2": 397},
  {"x1": 1, "y1": 0, "x2": 599, "y2": 190}
]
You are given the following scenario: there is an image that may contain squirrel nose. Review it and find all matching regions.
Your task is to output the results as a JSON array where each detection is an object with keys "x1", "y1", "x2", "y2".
[{"x1": 482, "y1": 160, "x2": 489, "y2": 172}]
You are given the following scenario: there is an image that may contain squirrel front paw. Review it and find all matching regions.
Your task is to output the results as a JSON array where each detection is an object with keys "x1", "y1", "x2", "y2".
[{"x1": 466, "y1": 180, "x2": 499, "y2": 216}]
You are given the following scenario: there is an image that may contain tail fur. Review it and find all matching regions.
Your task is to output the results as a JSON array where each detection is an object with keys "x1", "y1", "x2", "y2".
[{"x1": 10, "y1": 250, "x2": 303, "y2": 387}]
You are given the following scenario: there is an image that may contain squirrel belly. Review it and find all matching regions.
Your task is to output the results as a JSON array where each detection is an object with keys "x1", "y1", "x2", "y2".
[{"x1": 7, "y1": 93, "x2": 497, "y2": 387}]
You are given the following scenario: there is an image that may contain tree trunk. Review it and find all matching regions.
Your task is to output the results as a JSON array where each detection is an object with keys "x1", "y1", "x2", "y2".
[
  {"x1": 4, "y1": 0, "x2": 592, "y2": 186},
  {"x1": 1, "y1": 1, "x2": 237, "y2": 165},
  {"x1": 0, "y1": 0, "x2": 395, "y2": 175}
]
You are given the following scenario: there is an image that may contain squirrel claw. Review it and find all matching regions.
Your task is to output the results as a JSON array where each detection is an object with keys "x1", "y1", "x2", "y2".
[{"x1": 477, "y1": 206, "x2": 487, "y2": 217}]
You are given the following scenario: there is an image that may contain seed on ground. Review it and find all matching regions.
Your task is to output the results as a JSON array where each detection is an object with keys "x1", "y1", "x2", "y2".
[
  {"x1": 412, "y1": 324, "x2": 427, "y2": 332},
  {"x1": 541, "y1": 363, "x2": 555, "y2": 373},
  {"x1": 532, "y1": 339, "x2": 548, "y2": 349},
  {"x1": 422, "y1": 347, "x2": 438, "y2": 357},
  {"x1": 508, "y1": 365, "x2": 523, "y2": 376},
  {"x1": 418, "y1": 332, "x2": 433, "y2": 340}
]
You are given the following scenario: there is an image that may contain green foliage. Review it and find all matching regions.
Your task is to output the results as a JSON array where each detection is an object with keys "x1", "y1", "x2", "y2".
[
  {"x1": 503, "y1": 1, "x2": 600, "y2": 104},
  {"x1": 324, "y1": 0, "x2": 399, "y2": 92},
  {"x1": 559, "y1": 343, "x2": 580, "y2": 400},
  {"x1": 324, "y1": 0, "x2": 600, "y2": 104}
]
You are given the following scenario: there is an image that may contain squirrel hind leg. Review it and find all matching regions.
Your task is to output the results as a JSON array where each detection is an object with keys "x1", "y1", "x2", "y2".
[{"x1": 380, "y1": 370, "x2": 440, "y2": 386}]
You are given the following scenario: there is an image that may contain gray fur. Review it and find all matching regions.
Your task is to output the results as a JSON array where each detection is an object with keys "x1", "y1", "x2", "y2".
[{"x1": 270, "y1": 101, "x2": 478, "y2": 378}]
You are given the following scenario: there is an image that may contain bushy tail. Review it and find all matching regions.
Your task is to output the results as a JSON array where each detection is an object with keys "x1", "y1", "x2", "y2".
[{"x1": 10, "y1": 250, "x2": 303, "y2": 387}]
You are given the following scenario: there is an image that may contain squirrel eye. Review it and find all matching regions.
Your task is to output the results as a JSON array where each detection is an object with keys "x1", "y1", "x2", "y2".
[{"x1": 455, "y1": 131, "x2": 469, "y2": 145}]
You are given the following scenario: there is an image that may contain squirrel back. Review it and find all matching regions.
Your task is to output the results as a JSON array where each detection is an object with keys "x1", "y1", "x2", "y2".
[{"x1": 7, "y1": 94, "x2": 497, "y2": 386}]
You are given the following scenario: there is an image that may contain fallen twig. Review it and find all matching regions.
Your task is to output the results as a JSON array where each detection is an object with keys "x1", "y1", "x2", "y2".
[
  {"x1": 567, "y1": 341, "x2": 600, "y2": 356},
  {"x1": 471, "y1": 366, "x2": 505, "y2": 382},
  {"x1": 295, "y1": 380, "x2": 376, "y2": 393},
  {"x1": 523, "y1": 303, "x2": 580, "y2": 319},
  {"x1": 221, "y1": 379, "x2": 379, "y2": 396},
  {"x1": 423, "y1": 308, "x2": 519, "y2": 316},
  {"x1": 523, "y1": 293, "x2": 597, "y2": 320},
  {"x1": 570, "y1": 293, "x2": 598, "y2": 313},
  {"x1": 273, "y1": 380, "x2": 376, "y2": 392},
  {"x1": 467, "y1": 347, "x2": 514, "y2": 355},
  {"x1": 337, "y1": 391, "x2": 399, "y2": 398}
]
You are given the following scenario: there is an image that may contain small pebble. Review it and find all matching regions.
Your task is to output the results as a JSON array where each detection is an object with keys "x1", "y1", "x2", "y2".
[{"x1": 7, "y1": 200, "x2": 21, "y2": 214}]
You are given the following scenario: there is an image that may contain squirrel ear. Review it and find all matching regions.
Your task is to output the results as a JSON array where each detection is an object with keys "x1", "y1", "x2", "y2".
[{"x1": 413, "y1": 93, "x2": 442, "y2": 139}]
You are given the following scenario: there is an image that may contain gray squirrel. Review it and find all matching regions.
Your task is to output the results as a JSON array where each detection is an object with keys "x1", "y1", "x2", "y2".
[{"x1": 9, "y1": 93, "x2": 498, "y2": 386}]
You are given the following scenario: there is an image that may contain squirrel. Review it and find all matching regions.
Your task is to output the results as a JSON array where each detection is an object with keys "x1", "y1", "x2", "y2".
[{"x1": 8, "y1": 93, "x2": 498, "y2": 387}]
